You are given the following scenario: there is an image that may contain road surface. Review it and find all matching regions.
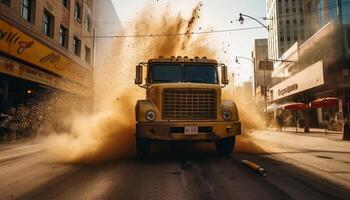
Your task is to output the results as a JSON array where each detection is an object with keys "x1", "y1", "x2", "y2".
[{"x1": 0, "y1": 130, "x2": 349, "y2": 200}]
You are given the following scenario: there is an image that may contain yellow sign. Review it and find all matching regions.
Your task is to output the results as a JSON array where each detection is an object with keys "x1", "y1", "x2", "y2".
[
  {"x1": 0, "y1": 56, "x2": 90, "y2": 96},
  {"x1": 0, "y1": 18, "x2": 92, "y2": 88}
]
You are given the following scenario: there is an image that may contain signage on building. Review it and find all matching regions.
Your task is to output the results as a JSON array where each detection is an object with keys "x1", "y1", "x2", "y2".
[
  {"x1": 258, "y1": 60, "x2": 274, "y2": 70},
  {"x1": 277, "y1": 83, "x2": 298, "y2": 96},
  {"x1": 0, "y1": 56, "x2": 90, "y2": 96},
  {"x1": 0, "y1": 19, "x2": 92, "y2": 88},
  {"x1": 270, "y1": 60, "x2": 325, "y2": 101}
]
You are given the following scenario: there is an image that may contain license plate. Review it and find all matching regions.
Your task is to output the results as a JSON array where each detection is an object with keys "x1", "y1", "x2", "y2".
[{"x1": 184, "y1": 126, "x2": 198, "y2": 135}]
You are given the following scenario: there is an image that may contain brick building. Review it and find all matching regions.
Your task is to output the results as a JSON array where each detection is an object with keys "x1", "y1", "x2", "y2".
[{"x1": 0, "y1": 0, "x2": 95, "y2": 111}]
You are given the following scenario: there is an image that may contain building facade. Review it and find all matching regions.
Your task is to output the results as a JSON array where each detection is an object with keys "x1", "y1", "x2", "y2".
[
  {"x1": 269, "y1": 0, "x2": 350, "y2": 137},
  {"x1": 266, "y1": 0, "x2": 306, "y2": 60},
  {"x1": 0, "y1": 0, "x2": 95, "y2": 112},
  {"x1": 252, "y1": 39, "x2": 272, "y2": 97}
]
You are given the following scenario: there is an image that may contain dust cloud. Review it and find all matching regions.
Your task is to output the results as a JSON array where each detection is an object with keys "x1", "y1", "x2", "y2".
[
  {"x1": 222, "y1": 88, "x2": 267, "y2": 154},
  {"x1": 41, "y1": 2, "x2": 265, "y2": 163}
]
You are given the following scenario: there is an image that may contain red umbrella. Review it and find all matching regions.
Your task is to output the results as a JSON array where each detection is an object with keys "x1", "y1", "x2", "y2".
[
  {"x1": 309, "y1": 97, "x2": 339, "y2": 108},
  {"x1": 281, "y1": 102, "x2": 308, "y2": 110}
]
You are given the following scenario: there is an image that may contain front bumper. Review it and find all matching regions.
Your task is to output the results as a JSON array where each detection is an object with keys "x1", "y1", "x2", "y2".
[{"x1": 136, "y1": 121, "x2": 241, "y2": 141}]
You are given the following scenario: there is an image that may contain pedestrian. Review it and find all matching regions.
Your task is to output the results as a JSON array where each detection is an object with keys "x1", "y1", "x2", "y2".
[
  {"x1": 280, "y1": 114, "x2": 284, "y2": 131},
  {"x1": 276, "y1": 113, "x2": 283, "y2": 131},
  {"x1": 275, "y1": 114, "x2": 280, "y2": 131},
  {"x1": 0, "y1": 107, "x2": 16, "y2": 141}
]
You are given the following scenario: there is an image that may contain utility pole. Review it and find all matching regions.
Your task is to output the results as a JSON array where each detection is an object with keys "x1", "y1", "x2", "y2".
[{"x1": 264, "y1": 60, "x2": 267, "y2": 113}]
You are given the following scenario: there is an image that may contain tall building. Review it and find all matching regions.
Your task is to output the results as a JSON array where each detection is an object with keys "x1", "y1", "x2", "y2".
[
  {"x1": 266, "y1": 0, "x2": 306, "y2": 60},
  {"x1": 0, "y1": 0, "x2": 95, "y2": 111},
  {"x1": 252, "y1": 39, "x2": 272, "y2": 97},
  {"x1": 304, "y1": 0, "x2": 350, "y2": 57},
  {"x1": 269, "y1": 0, "x2": 350, "y2": 137}
]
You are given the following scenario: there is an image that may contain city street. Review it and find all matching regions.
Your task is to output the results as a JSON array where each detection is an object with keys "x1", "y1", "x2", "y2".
[
  {"x1": 1, "y1": 0, "x2": 350, "y2": 200},
  {"x1": 0, "y1": 130, "x2": 349, "y2": 200}
]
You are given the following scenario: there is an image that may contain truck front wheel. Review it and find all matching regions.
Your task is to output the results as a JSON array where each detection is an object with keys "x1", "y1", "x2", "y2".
[
  {"x1": 136, "y1": 137, "x2": 150, "y2": 159},
  {"x1": 215, "y1": 137, "x2": 235, "y2": 155}
]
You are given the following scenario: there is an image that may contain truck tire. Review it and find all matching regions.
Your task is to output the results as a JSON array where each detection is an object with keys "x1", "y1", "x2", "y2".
[
  {"x1": 136, "y1": 137, "x2": 150, "y2": 159},
  {"x1": 215, "y1": 137, "x2": 235, "y2": 155}
]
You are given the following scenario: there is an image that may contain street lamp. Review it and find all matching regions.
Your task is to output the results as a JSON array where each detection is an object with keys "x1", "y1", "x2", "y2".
[
  {"x1": 235, "y1": 56, "x2": 254, "y2": 65},
  {"x1": 238, "y1": 13, "x2": 269, "y2": 31}
]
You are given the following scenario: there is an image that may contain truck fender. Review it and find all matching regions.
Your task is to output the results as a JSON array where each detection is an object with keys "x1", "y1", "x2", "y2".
[
  {"x1": 221, "y1": 100, "x2": 239, "y2": 121},
  {"x1": 136, "y1": 100, "x2": 160, "y2": 122}
]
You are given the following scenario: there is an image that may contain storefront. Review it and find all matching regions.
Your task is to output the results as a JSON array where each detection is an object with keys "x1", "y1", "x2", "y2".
[
  {"x1": 0, "y1": 18, "x2": 93, "y2": 112},
  {"x1": 269, "y1": 21, "x2": 350, "y2": 134}
]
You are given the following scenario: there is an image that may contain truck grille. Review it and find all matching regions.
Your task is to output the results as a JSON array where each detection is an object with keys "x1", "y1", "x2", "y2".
[{"x1": 162, "y1": 89, "x2": 217, "y2": 120}]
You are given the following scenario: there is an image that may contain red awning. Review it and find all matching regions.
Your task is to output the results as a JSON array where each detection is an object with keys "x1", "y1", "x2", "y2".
[
  {"x1": 309, "y1": 97, "x2": 339, "y2": 108},
  {"x1": 281, "y1": 102, "x2": 308, "y2": 110}
]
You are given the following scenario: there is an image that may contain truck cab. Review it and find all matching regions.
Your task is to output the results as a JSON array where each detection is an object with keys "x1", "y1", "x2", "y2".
[{"x1": 134, "y1": 56, "x2": 241, "y2": 158}]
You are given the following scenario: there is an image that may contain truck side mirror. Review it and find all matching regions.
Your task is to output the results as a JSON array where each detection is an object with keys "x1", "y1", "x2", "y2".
[
  {"x1": 221, "y1": 64, "x2": 229, "y2": 85},
  {"x1": 135, "y1": 65, "x2": 143, "y2": 85}
]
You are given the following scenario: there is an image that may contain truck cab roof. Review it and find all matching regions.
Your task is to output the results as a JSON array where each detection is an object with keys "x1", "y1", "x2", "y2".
[{"x1": 148, "y1": 56, "x2": 218, "y2": 65}]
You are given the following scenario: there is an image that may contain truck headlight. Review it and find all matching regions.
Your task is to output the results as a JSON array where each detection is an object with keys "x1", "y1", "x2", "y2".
[
  {"x1": 145, "y1": 110, "x2": 156, "y2": 121},
  {"x1": 222, "y1": 110, "x2": 232, "y2": 120}
]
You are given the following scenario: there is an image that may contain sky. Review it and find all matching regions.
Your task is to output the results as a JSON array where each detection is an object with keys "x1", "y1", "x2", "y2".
[{"x1": 112, "y1": 0, "x2": 268, "y2": 86}]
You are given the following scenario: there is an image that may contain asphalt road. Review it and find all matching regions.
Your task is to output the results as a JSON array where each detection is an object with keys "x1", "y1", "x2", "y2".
[{"x1": 0, "y1": 130, "x2": 350, "y2": 200}]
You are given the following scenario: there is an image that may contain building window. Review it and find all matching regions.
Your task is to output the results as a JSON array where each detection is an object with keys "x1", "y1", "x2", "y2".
[
  {"x1": 61, "y1": 0, "x2": 69, "y2": 8},
  {"x1": 86, "y1": 14, "x2": 91, "y2": 32},
  {"x1": 73, "y1": 36, "x2": 81, "y2": 56},
  {"x1": 85, "y1": 46, "x2": 91, "y2": 63},
  {"x1": 59, "y1": 26, "x2": 68, "y2": 48},
  {"x1": 43, "y1": 10, "x2": 54, "y2": 38},
  {"x1": 74, "y1": 2, "x2": 81, "y2": 23},
  {"x1": 280, "y1": 37, "x2": 284, "y2": 42},
  {"x1": 20, "y1": 0, "x2": 34, "y2": 23},
  {"x1": 1, "y1": 0, "x2": 10, "y2": 6}
]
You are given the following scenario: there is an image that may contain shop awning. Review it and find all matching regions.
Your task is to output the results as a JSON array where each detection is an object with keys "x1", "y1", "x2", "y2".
[
  {"x1": 265, "y1": 103, "x2": 280, "y2": 112},
  {"x1": 281, "y1": 102, "x2": 308, "y2": 110},
  {"x1": 309, "y1": 97, "x2": 339, "y2": 108}
]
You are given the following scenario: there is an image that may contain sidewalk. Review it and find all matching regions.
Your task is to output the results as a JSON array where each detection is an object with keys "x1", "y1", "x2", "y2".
[
  {"x1": 249, "y1": 130, "x2": 350, "y2": 189},
  {"x1": 267, "y1": 127, "x2": 344, "y2": 141}
]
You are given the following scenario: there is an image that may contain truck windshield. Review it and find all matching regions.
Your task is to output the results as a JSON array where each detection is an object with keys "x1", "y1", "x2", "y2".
[{"x1": 150, "y1": 64, "x2": 218, "y2": 84}]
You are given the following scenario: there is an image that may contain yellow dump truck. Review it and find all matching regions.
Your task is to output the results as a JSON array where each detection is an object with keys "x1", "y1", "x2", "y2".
[{"x1": 134, "y1": 56, "x2": 241, "y2": 158}]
